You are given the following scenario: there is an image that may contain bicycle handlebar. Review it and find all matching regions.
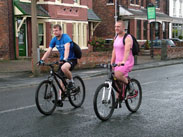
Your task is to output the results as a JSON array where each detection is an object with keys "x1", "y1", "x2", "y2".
[
  {"x1": 111, "y1": 63, "x2": 124, "y2": 67},
  {"x1": 37, "y1": 61, "x2": 59, "y2": 67}
]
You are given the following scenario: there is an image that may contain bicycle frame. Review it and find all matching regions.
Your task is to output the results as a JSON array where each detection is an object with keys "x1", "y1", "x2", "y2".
[
  {"x1": 47, "y1": 63, "x2": 68, "y2": 94},
  {"x1": 103, "y1": 64, "x2": 134, "y2": 103}
]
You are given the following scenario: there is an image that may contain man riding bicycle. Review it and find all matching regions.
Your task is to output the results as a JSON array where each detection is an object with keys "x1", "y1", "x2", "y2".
[
  {"x1": 111, "y1": 20, "x2": 134, "y2": 108},
  {"x1": 39, "y1": 24, "x2": 77, "y2": 107}
]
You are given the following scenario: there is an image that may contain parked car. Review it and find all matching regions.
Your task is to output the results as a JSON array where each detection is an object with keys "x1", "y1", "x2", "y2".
[
  {"x1": 151, "y1": 39, "x2": 176, "y2": 47},
  {"x1": 170, "y1": 38, "x2": 183, "y2": 42}
]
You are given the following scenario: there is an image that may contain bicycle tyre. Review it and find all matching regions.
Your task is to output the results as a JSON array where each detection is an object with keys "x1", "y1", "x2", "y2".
[
  {"x1": 93, "y1": 83, "x2": 115, "y2": 121},
  {"x1": 68, "y1": 76, "x2": 85, "y2": 108},
  {"x1": 35, "y1": 80, "x2": 57, "y2": 115},
  {"x1": 125, "y1": 78, "x2": 142, "y2": 112}
]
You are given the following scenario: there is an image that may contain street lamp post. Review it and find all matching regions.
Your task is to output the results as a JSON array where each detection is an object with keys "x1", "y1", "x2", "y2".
[{"x1": 147, "y1": 3, "x2": 156, "y2": 59}]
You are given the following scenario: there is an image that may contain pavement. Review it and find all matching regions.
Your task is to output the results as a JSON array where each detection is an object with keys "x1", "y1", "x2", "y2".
[{"x1": 0, "y1": 55, "x2": 183, "y2": 90}]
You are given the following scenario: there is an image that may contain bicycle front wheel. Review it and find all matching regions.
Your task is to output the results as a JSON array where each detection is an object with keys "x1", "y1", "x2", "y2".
[
  {"x1": 125, "y1": 78, "x2": 142, "y2": 112},
  {"x1": 68, "y1": 76, "x2": 85, "y2": 108},
  {"x1": 93, "y1": 83, "x2": 115, "y2": 121},
  {"x1": 35, "y1": 80, "x2": 57, "y2": 115}
]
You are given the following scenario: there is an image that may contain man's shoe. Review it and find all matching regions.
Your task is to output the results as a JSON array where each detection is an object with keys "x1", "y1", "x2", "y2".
[
  {"x1": 61, "y1": 92, "x2": 67, "y2": 100},
  {"x1": 52, "y1": 100, "x2": 63, "y2": 107}
]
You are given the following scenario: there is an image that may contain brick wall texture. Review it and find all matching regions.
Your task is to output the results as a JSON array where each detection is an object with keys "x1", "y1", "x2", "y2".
[{"x1": 0, "y1": 0, "x2": 14, "y2": 60}]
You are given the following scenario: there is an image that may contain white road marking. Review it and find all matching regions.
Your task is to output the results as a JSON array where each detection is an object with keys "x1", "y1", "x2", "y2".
[
  {"x1": 0, "y1": 104, "x2": 36, "y2": 114},
  {"x1": 141, "y1": 81, "x2": 158, "y2": 85}
]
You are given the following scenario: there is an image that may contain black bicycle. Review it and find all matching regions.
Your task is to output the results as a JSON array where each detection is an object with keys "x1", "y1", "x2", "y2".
[
  {"x1": 35, "y1": 62, "x2": 85, "y2": 115},
  {"x1": 93, "y1": 64, "x2": 142, "y2": 121}
]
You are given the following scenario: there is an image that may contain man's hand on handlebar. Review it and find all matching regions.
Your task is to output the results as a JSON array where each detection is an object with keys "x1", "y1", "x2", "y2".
[
  {"x1": 37, "y1": 60, "x2": 45, "y2": 66},
  {"x1": 117, "y1": 61, "x2": 125, "y2": 67},
  {"x1": 59, "y1": 59, "x2": 68, "y2": 64}
]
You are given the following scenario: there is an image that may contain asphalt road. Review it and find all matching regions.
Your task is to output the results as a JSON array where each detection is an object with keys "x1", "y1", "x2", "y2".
[{"x1": 0, "y1": 64, "x2": 183, "y2": 137}]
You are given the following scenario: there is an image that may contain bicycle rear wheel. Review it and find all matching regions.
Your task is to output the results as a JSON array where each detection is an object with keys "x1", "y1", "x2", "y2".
[
  {"x1": 68, "y1": 76, "x2": 85, "y2": 108},
  {"x1": 125, "y1": 78, "x2": 142, "y2": 112},
  {"x1": 35, "y1": 80, "x2": 57, "y2": 115},
  {"x1": 93, "y1": 83, "x2": 115, "y2": 121}
]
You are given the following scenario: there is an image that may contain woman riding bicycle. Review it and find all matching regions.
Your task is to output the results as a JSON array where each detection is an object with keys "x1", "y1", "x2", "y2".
[
  {"x1": 111, "y1": 20, "x2": 134, "y2": 107},
  {"x1": 39, "y1": 24, "x2": 77, "y2": 107}
]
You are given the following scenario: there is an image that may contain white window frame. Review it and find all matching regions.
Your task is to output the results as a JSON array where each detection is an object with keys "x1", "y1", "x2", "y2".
[
  {"x1": 72, "y1": 22, "x2": 87, "y2": 49},
  {"x1": 173, "y1": 0, "x2": 176, "y2": 16},
  {"x1": 38, "y1": 22, "x2": 46, "y2": 49}
]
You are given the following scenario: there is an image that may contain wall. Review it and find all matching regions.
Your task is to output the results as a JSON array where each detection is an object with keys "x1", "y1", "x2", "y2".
[
  {"x1": 40, "y1": 49, "x2": 112, "y2": 72},
  {"x1": 93, "y1": 0, "x2": 115, "y2": 39},
  {"x1": 167, "y1": 47, "x2": 183, "y2": 59},
  {"x1": 0, "y1": 0, "x2": 14, "y2": 60}
]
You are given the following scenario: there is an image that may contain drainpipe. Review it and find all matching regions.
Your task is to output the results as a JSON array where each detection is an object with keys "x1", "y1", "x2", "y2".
[{"x1": 114, "y1": 0, "x2": 117, "y2": 24}]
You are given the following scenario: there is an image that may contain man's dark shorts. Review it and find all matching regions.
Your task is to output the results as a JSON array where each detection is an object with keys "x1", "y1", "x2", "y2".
[
  {"x1": 58, "y1": 59, "x2": 77, "y2": 71},
  {"x1": 67, "y1": 59, "x2": 77, "y2": 71}
]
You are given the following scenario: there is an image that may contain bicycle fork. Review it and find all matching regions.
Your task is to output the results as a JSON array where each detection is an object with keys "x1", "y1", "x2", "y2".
[{"x1": 101, "y1": 81, "x2": 113, "y2": 104}]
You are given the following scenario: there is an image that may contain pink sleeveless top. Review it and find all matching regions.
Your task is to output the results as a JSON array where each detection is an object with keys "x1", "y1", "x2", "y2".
[{"x1": 113, "y1": 35, "x2": 134, "y2": 76}]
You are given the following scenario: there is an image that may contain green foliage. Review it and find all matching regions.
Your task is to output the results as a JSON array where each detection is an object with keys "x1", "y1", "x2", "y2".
[
  {"x1": 88, "y1": 37, "x2": 113, "y2": 51},
  {"x1": 172, "y1": 29, "x2": 178, "y2": 38},
  {"x1": 178, "y1": 35, "x2": 183, "y2": 39},
  {"x1": 144, "y1": 40, "x2": 150, "y2": 50}
]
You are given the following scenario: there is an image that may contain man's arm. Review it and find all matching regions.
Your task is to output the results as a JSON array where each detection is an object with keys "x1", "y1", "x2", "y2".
[
  {"x1": 41, "y1": 47, "x2": 52, "y2": 61},
  {"x1": 64, "y1": 43, "x2": 70, "y2": 60},
  {"x1": 111, "y1": 48, "x2": 116, "y2": 64},
  {"x1": 120, "y1": 36, "x2": 132, "y2": 64}
]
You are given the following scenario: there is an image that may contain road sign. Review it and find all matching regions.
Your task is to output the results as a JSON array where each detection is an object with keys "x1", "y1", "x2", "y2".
[{"x1": 147, "y1": 6, "x2": 156, "y2": 20}]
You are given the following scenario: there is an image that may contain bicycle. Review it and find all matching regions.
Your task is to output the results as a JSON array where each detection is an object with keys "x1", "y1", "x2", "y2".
[
  {"x1": 35, "y1": 61, "x2": 85, "y2": 115},
  {"x1": 93, "y1": 64, "x2": 142, "y2": 121}
]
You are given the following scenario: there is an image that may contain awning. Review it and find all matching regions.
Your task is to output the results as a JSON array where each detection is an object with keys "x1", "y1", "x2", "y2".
[
  {"x1": 119, "y1": 6, "x2": 172, "y2": 22},
  {"x1": 14, "y1": 1, "x2": 50, "y2": 18},
  {"x1": 88, "y1": 9, "x2": 101, "y2": 22}
]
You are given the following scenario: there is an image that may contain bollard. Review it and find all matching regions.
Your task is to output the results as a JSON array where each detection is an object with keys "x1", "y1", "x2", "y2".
[{"x1": 161, "y1": 40, "x2": 167, "y2": 60}]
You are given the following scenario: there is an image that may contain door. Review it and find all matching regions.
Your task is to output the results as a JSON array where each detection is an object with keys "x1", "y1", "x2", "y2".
[{"x1": 18, "y1": 24, "x2": 26, "y2": 56}]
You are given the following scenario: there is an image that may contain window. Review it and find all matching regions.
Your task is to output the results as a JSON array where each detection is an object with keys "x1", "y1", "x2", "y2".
[
  {"x1": 155, "y1": 0, "x2": 160, "y2": 8},
  {"x1": 74, "y1": 0, "x2": 80, "y2": 4},
  {"x1": 107, "y1": 0, "x2": 113, "y2": 3},
  {"x1": 130, "y1": 0, "x2": 135, "y2": 4},
  {"x1": 143, "y1": 21, "x2": 147, "y2": 40},
  {"x1": 73, "y1": 23, "x2": 87, "y2": 48},
  {"x1": 136, "y1": 20, "x2": 141, "y2": 40},
  {"x1": 56, "y1": 0, "x2": 62, "y2": 2},
  {"x1": 38, "y1": 23, "x2": 44, "y2": 46},
  {"x1": 136, "y1": 0, "x2": 139, "y2": 5},
  {"x1": 141, "y1": 0, "x2": 144, "y2": 7},
  {"x1": 173, "y1": 0, "x2": 176, "y2": 16},
  {"x1": 180, "y1": 0, "x2": 182, "y2": 17}
]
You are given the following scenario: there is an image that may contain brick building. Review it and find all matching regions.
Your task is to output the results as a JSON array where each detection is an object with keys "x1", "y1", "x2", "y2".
[
  {"x1": 11, "y1": 0, "x2": 100, "y2": 58},
  {"x1": 0, "y1": 0, "x2": 15, "y2": 60},
  {"x1": 93, "y1": 0, "x2": 172, "y2": 45}
]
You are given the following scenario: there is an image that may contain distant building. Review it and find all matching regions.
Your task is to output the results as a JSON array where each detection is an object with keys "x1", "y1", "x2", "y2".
[
  {"x1": 93, "y1": 0, "x2": 172, "y2": 45},
  {"x1": 0, "y1": 0, "x2": 101, "y2": 60},
  {"x1": 14, "y1": 0, "x2": 100, "y2": 58},
  {"x1": 169, "y1": 0, "x2": 183, "y2": 39}
]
